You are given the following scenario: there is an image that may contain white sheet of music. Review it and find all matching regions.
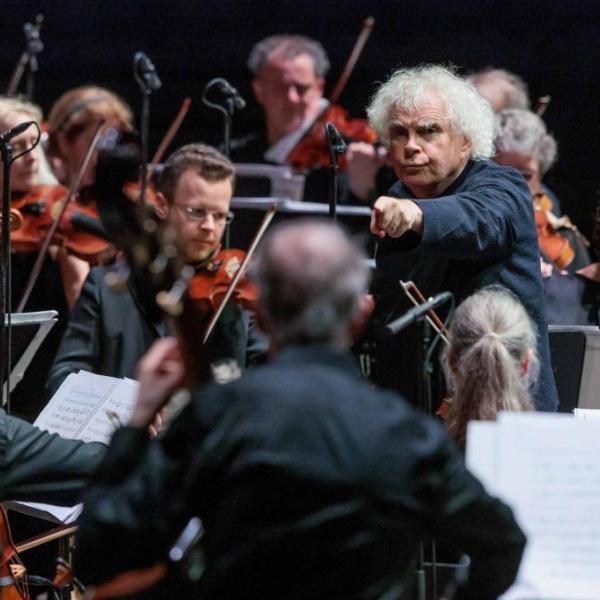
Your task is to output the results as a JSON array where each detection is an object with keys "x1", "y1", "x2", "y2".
[
  {"x1": 34, "y1": 370, "x2": 139, "y2": 444},
  {"x1": 467, "y1": 413, "x2": 600, "y2": 600},
  {"x1": 4, "y1": 501, "x2": 82, "y2": 524}
]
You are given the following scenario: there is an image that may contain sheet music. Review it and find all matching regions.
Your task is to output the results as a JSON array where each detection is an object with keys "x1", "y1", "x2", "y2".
[
  {"x1": 4, "y1": 501, "x2": 82, "y2": 524},
  {"x1": 573, "y1": 408, "x2": 600, "y2": 420},
  {"x1": 35, "y1": 370, "x2": 139, "y2": 444},
  {"x1": 469, "y1": 413, "x2": 600, "y2": 599},
  {"x1": 465, "y1": 421, "x2": 500, "y2": 495}
]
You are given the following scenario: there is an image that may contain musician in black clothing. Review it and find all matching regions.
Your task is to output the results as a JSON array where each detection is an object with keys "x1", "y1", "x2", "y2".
[{"x1": 75, "y1": 219, "x2": 525, "y2": 599}]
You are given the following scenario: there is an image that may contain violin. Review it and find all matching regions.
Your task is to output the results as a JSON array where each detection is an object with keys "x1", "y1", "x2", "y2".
[
  {"x1": 533, "y1": 193, "x2": 575, "y2": 270},
  {"x1": 0, "y1": 207, "x2": 24, "y2": 232},
  {"x1": 189, "y1": 248, "x2": 257, "y2": 314},
  {"x1": 285, "y1": 17, "x2": 377, "y2": 172},
  {"x1": 10, "y1": 185, "x2": 110, "y2": 260},
  {"x1": 287, "y1": 104, "x2": 377, "y2": 172},
  {"x1": 160, "y1": 204, "x2": 276, "y2": 346},
  {"x1": 0, "y1": 506, "x2": 28, "y2": 599}
]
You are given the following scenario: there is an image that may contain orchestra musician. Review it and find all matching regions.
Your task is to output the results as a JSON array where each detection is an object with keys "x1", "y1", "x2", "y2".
[
  {"x1": 74, "y1": 219, "x2": 525, "y2": 600},
  {"x1": 0, "y1": 407, "x2": 105, "y2": 503},
  {"x1": 467, "y1": 67, "x2": 530, "y2": 113},
  {"x1": 46, "y1": 84, "x2": 134, "y2": 189},
  {"x1": 469, "y1": 68, "x2": 565, "y2": 215},
  {"x1": 444, "y1": 286, "x2": 536, "y2": 452},
  {"x1": 47, "y1": 143, "x2": 266, "y2": 395},
  {"x1": 368, "y1": 64, "x2": 558, "y2": 412},
  {"x1": 0, "y1": 96, "x2": 88, "y2": 419},
  {"x1": 231, "y1": 34, "x2": 379, "y2": 203},
  {"x1": 494, "y1": 108, "x2": 595, "y2": 325}
]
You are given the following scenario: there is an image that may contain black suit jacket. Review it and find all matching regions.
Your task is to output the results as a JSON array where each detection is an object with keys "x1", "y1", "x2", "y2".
[
  {"x1": 75, "y1": 346, "x2": 525, "y2": 599},
  {"x1": 374, "y1": 160, "x2": 558, "y2": 412},
  {"x1": 47, "y1": 266, "x2": 266, "y2": 395},
  {"x1": 0, "y1": 409, "x2": 105, "y2": 504}
]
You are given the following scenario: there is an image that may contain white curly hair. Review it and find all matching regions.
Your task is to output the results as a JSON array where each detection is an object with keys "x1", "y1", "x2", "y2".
[{"x1": 367, "y1": 65, "x2": 496, "y2": 160}]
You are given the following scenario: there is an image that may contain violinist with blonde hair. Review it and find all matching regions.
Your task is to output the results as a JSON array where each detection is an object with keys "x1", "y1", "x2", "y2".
[
  {"x1": 444, "y1": 286, "x2": 536, "y2": 451},
  {"x1": 0, "y1": 96, "x2": 88, "y2": 418}
]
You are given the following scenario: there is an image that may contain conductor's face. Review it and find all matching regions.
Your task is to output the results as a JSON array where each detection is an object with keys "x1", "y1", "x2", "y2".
[{"x1": 387, "y1": 92, "x2": 472, "y2": 199}]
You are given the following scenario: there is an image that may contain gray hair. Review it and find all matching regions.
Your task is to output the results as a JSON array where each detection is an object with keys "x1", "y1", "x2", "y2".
[
  {"x1": 467, "y1": 68, "x2": 530, "y2": 110},
  {"x1": 495, "y1": 109, "x2": 557, "y2": 176},
  {"x1": 251, "y1": 219, "x2": 369, "y2": 348},
  {"x1": 247, "y1": 35, "x2": 330, "y2": 78},
  {"x1": 445, "y1": 286, "x2": 537, "y2": 450},
  {"x1": 367, "y1": 65, "x2": 496, "y2": 160}
]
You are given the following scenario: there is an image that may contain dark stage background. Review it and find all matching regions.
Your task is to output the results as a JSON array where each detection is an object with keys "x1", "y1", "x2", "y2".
[{"x1": 3, "y1": 0, "x2": 600, "y2": 240}]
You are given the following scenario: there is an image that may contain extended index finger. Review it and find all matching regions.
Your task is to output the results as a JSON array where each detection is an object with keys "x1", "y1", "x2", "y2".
[{"x1": 370, "y1": 206, "x2": 386, "y2": 237}]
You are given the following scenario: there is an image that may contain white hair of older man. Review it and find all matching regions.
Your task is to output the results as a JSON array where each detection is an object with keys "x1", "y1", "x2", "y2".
[
  {"x1": 367, "y1": 64, "x2": 496, "y2": 160},
  {"x1": 495, "y1": 108, "x2": 558, "y2": 176}
]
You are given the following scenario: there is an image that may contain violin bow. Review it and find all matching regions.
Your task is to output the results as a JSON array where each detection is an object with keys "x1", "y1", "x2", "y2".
[
  {"x1": 16, "y1": 120, "x2": 105, "y2": 313},
  {"x1": 329, "y1": 16, "x2": 375, "y2": 105},
  {"x1": 203, "y1": 204, "x2": 277, "y2": 344},
  {"x1": 286, "y1": 16, "x2": 375, "y2": 164},
  {"x1": 400, "y1": 280, "x2": 451, "y2": 346},
  {"x1": 150, "y1": 97, "x2": 192, "y2": 166},
  {"x1": 534, "y1": 95, "x2": 551, "y2": 117}
]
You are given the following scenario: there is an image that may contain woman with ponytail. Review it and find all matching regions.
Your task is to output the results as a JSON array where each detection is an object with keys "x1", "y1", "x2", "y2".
[{"x1": 445, "y1": 286, "x2": 538, "y2": 450}]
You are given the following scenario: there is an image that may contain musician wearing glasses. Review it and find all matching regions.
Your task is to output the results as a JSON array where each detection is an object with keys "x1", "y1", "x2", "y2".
[{"x1": 47, "y1": 144, "x2": 266, "y2": 395}]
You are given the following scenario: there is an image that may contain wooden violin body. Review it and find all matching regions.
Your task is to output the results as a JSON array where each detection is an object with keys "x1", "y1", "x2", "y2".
[
  {"x1": 286, "y1": 104, "x2": 377, "y2": 172},
  {"x1": 534, "y1": 193, "x2": 575, "y2": 270},
  {"x1": 188, "y1": 248, "x2": 257, "y2": 314},
  {"x1": 0, "y1": 506, "x2": 29, "y2": 599},
  {"x1": 11, "y1": 185, "x2": 111, "y2": 262}
]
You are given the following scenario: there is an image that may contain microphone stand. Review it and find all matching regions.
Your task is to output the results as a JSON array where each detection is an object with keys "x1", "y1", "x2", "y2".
[
  {"x1": 134, "y1": 53, "x2": 161, "y2": 211},
  {"x1": 325, "y1": 123, "x2": 347, "y2": 221},
  {"x1": 24, "y1": 17, "x2": 44, "y2": 101},
  {"x1": 202, "y1": 78, "x2": 245, "y2": 160},
  {"x1": 0, "y1": 140, "x2": 14, "y2": 412},
  {"x1": 202, "y1": 78, "x2": 246, "y2": 247},
  {"x1": 385, "y1": 289, "x2": 454, "y2": 600},
  {"x1": 5, "y1": 14, "x2": 43, "y2": 99}
]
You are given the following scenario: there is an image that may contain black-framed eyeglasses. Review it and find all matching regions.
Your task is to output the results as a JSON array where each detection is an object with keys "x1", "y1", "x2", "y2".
[{"x1": 176, "y1": 205, "x2": 234, "y2": 225}]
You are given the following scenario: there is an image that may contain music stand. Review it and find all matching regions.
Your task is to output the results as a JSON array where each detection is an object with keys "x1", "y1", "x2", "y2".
[
  {"x1": 548, "y1": 325, "x2": 600, "y2": 412},
  {"x1": 229, "y1": 197, "x2": 373, "y2": 253},
  {"x1": 2, "y1": 310, "x2": 58, "y2": 404},
  {"x1": 233, "y1": 164, "x2": 306, "y2": 202}
]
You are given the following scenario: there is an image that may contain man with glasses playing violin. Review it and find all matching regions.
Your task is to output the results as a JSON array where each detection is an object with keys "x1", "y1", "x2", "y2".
[{"x1": 47, "y1": 144, "x2": 266, "y2": 395}]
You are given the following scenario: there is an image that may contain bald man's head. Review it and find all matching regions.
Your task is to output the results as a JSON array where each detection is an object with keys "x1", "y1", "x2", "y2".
[{"x1": 252, "y1": 220, "x2": 369, "y2": 349}]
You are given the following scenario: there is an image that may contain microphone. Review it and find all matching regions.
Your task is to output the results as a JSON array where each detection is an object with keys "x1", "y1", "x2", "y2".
[
  {"x1": 134, "y1": 52, "x2": 162, "y2": 91},
  {"x1": 216, "y1": 79, "x2": 246, "y2": 110},
  {"x1": 325, "y1": 122, "x2": 347, "y2": 155},
  {"x1": 0, "y1": 121, "x2": 35, "y2": 145},
  {"x1": 386, "y1": 291, "x2": 453, "y2": 335}
]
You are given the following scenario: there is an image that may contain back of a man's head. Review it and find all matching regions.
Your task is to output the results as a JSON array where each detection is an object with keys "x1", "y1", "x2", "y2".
[{"x1": 252, "y1": 219, "x2": 369, "y2": 349}]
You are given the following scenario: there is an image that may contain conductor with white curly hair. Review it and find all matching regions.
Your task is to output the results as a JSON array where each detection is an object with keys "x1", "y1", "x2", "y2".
[{"x1": 368, "y1": 64, "x2": 558, "y2": 412}]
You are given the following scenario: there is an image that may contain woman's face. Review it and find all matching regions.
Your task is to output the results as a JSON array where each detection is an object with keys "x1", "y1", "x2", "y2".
[{"x1": 0, "y1": 112, "x2": 40, "y2": 193}]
